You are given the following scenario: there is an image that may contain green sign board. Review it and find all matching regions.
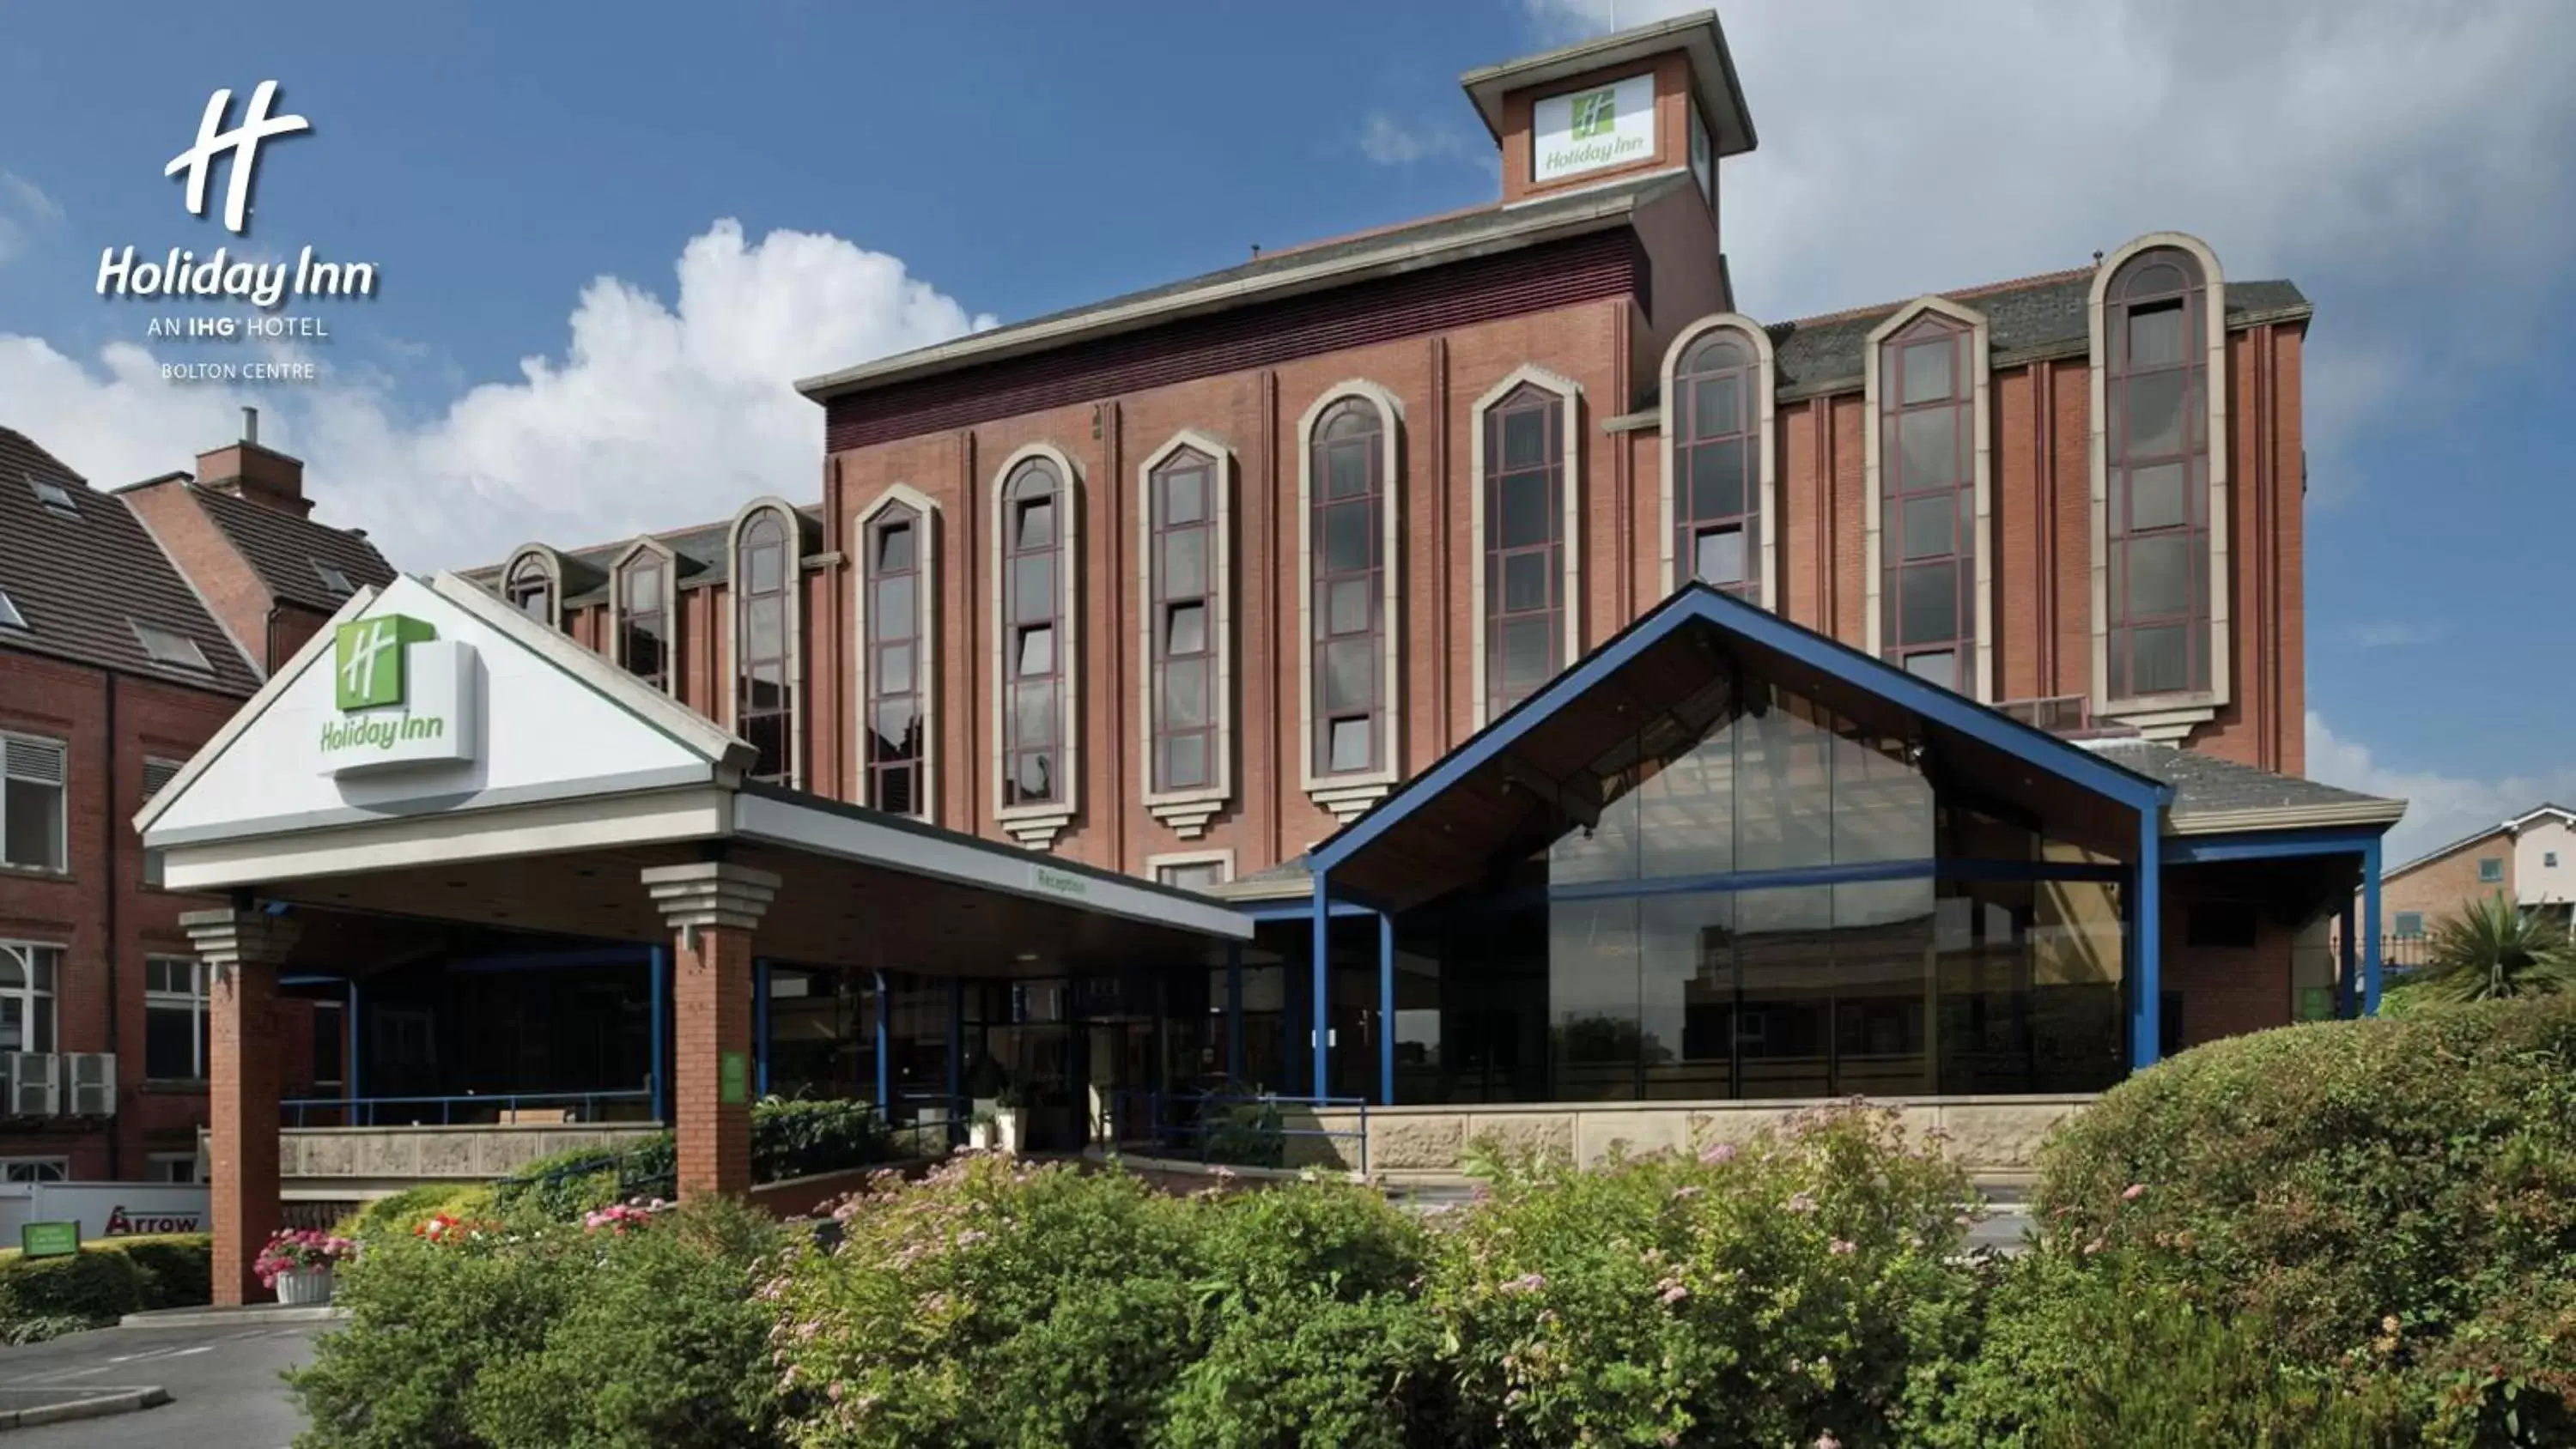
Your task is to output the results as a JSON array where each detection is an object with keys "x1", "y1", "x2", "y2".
[
  {"x1": 333, "y1": 615, "x2": 434, "y2": 710},
  {"x1": 19, "y1": 1222, "x2": 79, "y2": 1259},
  {"x1": 1031, "y1": 865, "x2": 1091, "y2": 901},
  {"x1": 720, "y1": 1050, "x2": 749, "y2": 1106}
]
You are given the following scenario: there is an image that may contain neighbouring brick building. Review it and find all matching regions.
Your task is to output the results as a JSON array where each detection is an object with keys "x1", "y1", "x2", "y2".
[
  {"x1": 0, "y1": 417, "x2": 393, "y2": 1182},
  {"x1": 2371, "y1": 804, "x2": 2576, "y2": 963}
]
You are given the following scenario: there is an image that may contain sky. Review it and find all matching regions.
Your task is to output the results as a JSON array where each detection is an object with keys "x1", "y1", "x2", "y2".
[{"x1": 0, "y1": 0, "x2": 2571, "y2": 864}]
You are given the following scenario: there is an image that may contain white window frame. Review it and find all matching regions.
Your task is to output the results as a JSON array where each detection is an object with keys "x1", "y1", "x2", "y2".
[
  {"x1": 498, "y1": 544, "x2": 564, "y2": 628},
  {"x1": 0, "y1": 1157, "x2": 68, "y2": 1184},
  {"x1": 726, "y1": 498, "x2": 810, "y2": 789},
  {"x1": 144, "y1": 955, "x2": 209, "y2": 1082},
  {"x1": 1658, "y1": 313, "x2": 1778, "y2": 606},
  {"x1": 146, "y1": 1151, "x2": 204, "y2": 1185},
  {"x1": 1467, "y1": 364, "x2": 1586, "y2": 729},
  {"x1": 0, "y1": 942, "x2": 58, "y2": 1055},
  {"x1": 988, "y1": 444, "x2": 1084, "y2": 850},
  {"x1": 607, "y1": 537, "x2": 683, "y2": 699},
  {"x1": 0, "y1": 733, "x2": 69, "y2": 874},
  {"x1": 1137, "y1": 431, "x2": 1236, "y2": 839},
  {"x1": 1862, "y1": 295, "x2": 1995, "y2": 703},
  {"x1": 1147, "y1": 849, "x2": 1235, "y2": 892},
  {"x1": 854, "y1": 483, "x2": 943, "y2": 824}
]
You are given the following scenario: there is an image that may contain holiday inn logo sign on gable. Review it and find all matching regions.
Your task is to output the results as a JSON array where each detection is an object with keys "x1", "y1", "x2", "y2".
[
  {"x1": 1533, "y1": 72, "x2": 1656, "y2": 185},
  {"x1": 1571, "y1": 87, "x2": 1618, "y2": 140},
  {"x1": 318, "y1": 614, "x2": 478, "y2": 775}
]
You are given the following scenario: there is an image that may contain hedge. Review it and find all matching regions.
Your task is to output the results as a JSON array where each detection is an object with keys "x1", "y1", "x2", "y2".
[
  {"x1": 493, "y1": 1098, "x2": 894, "y2": 1220},
  {"x1": 0, "y1": 1233, "x2": 212, "y2": 1340}
]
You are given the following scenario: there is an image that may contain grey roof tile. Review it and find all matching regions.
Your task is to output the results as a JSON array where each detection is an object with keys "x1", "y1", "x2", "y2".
[
  {"x1": 0, "y1": 427, "x2": 262, "y2": 695},
  {"x1": 2081, "y1": 737, "x2": 2399, "y2": 822},
  {"x1": 188, "y1": 483, "x2": 398, "y2": 612}
]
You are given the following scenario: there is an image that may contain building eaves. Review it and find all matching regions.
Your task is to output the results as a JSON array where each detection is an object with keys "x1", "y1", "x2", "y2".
[{"x1": 2077, "y1": 738, "x2": 2405, "y2": 835}]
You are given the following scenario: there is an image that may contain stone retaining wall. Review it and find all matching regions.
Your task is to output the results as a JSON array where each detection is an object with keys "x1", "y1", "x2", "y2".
[
  {"x1": 1274, "y1": 1095, "x2": 2098, "y2": 1176},
  {"x1": 265, "y1": 1124, "x2": 665, "y2": 1197}
]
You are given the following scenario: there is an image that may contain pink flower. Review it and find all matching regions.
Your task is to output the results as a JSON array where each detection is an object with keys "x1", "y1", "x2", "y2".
[
  {"x1": 1829, "y1": 1238, "x2": 1856, "y2": 1256},
  {"x1": 1656, "y1": 1277, "x2": 1689, "y2": 1305},
  {"x1": 1500, "y1": 1271, "x2": 1546, "y2": 1294},
  {"x1": 1700, "y1": 1143, "x2": 1738, "y2": 1165},
  {"x1": 1816, "y1": 1434, "x2": 1844, "y2": 1449},
  {"x1": 2122, "y1": 1183, "x2": 2147, "y2": 1202},
  {"x1": 1673, "y1": 1185, "x2": 1704, "y2": 1200},
  {"x1": 1785, "y1": 1191, "x2": 1819, "y2": 1214}
]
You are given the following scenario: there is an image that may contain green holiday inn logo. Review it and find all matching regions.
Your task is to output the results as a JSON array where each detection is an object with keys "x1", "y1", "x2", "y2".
[
  {"x1": 1571, "y1": 87, "x2": 1617, "y2": 140},
  {"x1": 323, "y1": 615, "x2": 445, "y2": 753}
]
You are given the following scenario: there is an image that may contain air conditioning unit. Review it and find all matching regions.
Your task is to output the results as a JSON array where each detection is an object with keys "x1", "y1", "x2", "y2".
[
  {"x1": 6, "y1": 1053, "x2": 58, "y2": 1116},
  {"x1": 61, "y1": 1053, "x2": 115, "y2": 1117}
]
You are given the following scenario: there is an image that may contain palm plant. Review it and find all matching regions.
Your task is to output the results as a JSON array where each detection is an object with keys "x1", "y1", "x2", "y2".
[{"x1": 2415, "y1": 891, "x2": 2576, "y2": 1003}]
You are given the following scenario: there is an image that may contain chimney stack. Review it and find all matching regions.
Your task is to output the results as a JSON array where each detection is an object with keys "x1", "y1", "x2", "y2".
[{"x1": 194, "y1": 409, "x2": 311, "y2": 518}]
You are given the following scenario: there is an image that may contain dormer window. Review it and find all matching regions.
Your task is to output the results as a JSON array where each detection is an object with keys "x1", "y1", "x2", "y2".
[
  {"x1": 26, "y1": 474, "x2": 75, "y2": 517},
  {"x1": 131, "y1": 621, "x2": 211, "y2": 672},
  {"x1": 503, "y1": 555, "x2": 554, "y2": 625}
]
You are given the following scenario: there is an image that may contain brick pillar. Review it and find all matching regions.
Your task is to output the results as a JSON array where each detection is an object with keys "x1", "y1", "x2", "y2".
[
  {"x1": 182, "y1": 907, "x2": 300, "y2": 1307},
  {"x1": 641, "y1": 863, "x2": 781, "y2": 1200}
]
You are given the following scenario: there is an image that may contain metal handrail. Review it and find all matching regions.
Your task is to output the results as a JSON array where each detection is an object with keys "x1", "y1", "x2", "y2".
[
  {"x1": 1098, "y1": 1088, "x2": 1370, "y2": 1176},
  {"x1": 279, "y1": 1088, "x2": 655, "y2": 1128}
]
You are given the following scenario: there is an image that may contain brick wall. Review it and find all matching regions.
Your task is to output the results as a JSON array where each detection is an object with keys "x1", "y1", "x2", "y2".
[
  {"x1": 120, "y1": 482, "x2": 275, "y2": 670},
  {"x1": 2382, "y1": 832, "x2": 2516, "y2": 937}
]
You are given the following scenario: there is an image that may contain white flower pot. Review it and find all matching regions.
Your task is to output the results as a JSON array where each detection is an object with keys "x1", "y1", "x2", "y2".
[
  {"x1": 276, "y1": 1265, "x2": 336, "y2": 1306},
  {"x1": 969, "y1": 1121, "x2": 994, "y2": 1150},
  {"x1": 996, "y1": 1109, "x2": 1024, "y2": 1156}
]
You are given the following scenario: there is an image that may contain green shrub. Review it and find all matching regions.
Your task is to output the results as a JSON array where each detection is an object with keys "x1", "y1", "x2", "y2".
[
  {"x1": 1161, "y1": 1293, "x2": 1454, "y2": 1449},
  {"x1": 1424, "y1": 1101, "x2": 1983, "y2": 1448},
  {"x1": 2038, "y1": 998, "x2": 2576, "y2": 1425},
  {"x1": 111, "y1": 1234, "x2": 212, "y2": 1310},
  {"x1": 0, "y1": 1250, "x2": 146, "y2": 1338},
  {"x1": 335, "y1": 1182, "x2": 497, "y2": 1240},
  {"x1": 492, "y1": 1100, "x2": 891, "y2": 1222},
  {"x1": 754, "y1": 1098, "x2": 890, "y2": 1182}
]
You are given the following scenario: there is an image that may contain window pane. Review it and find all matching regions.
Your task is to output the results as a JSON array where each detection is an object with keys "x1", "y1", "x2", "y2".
[
  {"x1": 1900, "y1": 494, "x2": 1953, "y2": 561},
  {"x1": 1011, "y1": 750, "x2": 1054, "y2": 803},
  {"x1": 1501, "y1": 551, "x2": 1550, "y2": 612},
  {"x1": 1324, "y1": 442, "x2": 1371, "y2": 500},
  {"x1": 1161, "y1": 733, "x2": 1209, "y2": 791},
  {"x1": 1904, "y1": 651, "x2": 1956, "y2": 688},
  {"x1": 1502, "y1": 407, "x2": 1547, "y2": 469},
  {"x1": 2129, "y1": 625, "x2": 2187, "y2": 694},
  {"x1": 1322, "y1": 501, "x2": 1371, "y2": 573},
  {"x1": 2128, "y1": 302, "x2": 2187, "y2": 367},
  {"x1": 1498, "y1": 473, "x2": 1550, "y2": 549},
  {"x1": 2128, "y1": 535, "x2": 2191, "y2": 616},
  {"x1": 1015, "y1": 496, "x2": 1055, "y2": 551},
  {"x1": 1692, "y1": 373, "x2": 1741, "y2": 436},
  {"x1": 878, "y1": 643, "x2": 914, "y2": 695},
  {"x1": 2123, "y1": 371, "x2": 2188, "y2": 456},
  {"x1": 1901, "y1": 338, "x2": 1954, "y2": 402},
  {"x1": 1161, "y1": 529, "x2": 1207, "y2": 601},
  {"x1": 628, "y1": 567, "x2": 662, "y2": 613},
  {"x1": 1326, "y1": 579, "x2": 1370, "y2": 636},
  {"x1": 4, "y1": 781, "x2": 63, "y2": 870},
  {"x1": 747, "y1": 664, "x2": 786, "y2": 712},
  {"x1": 1689, "y1": 439, "x2": 1746, "y2": 518},
  {"x1": 1899, "y1": 561, "x2": 1959, "y2": 643},
  {"x1": 1324, "y1": 638, "x2": 1375, "y2": 712},
  {"x1": 875, "y1": 521, "x2": 914, "y2": 573},
  {"x1": 1693, "y1": 526, "x2": 1746, "y2": 585},
  {"x1": 1500, "y1": 616, "x2": 1552, "y2": 685},
  {"x1": 1327, "y1": 717, "x2": 1371, "y2": 773},
  {"x1": 877, "y1": 767, "x2": 914, "y2": 816},
  {"x1": 1686, "y1": 336, "x2": 1746, "y2": 375},
  {"x1": 872, "y1": 700, "x2": 917, "y2": 756},
  {"x1": 744, "y1": 712, "x2": 788, "y2": 781},
  {"x1": 748, "y1": 543, "x2": 785, "y2": 594},
  {"x1": 2128, "y1": 463, "x2": 2188, "y2": 531},
  {"x1": 1160, "y1": 468, "x2": 1206, "y2": 525},
  {"x1": 1011, "y1": 555, "x2": 1055, "y2": 623},
  {"x1": 746, "y1": 598, "x2": 783, "y2": 660},
  {"x1": 873, "y1": 577, "x2": 914, "y2": 640},
  {"x1": 1163, "y1": 601, "x2": 1206, "y2": 657},
  {"x1": 1015, "y1": 624, "x2": 1054, "y2": 679},
  {"x1": 1896, "y1": 408, "x2": 1958, "y2": 493},
  {"x1": 145, "y1": 1004, "x2": 196, "y2": 1079},
  {"x1": 1163, "y1": 658, "x2": 1210, "y2": 729},
  {"x1": 1012, "y1": 682, "x2": 1055, "y2": 747}
]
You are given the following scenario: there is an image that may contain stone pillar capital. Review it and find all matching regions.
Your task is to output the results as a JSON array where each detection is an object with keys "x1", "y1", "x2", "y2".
[
  {"x1": 179, "y1": 908, "x2": 301, "y2": 968},
  {"x1": 641, "y1": 862, "x2": 782, "y2": 933}
]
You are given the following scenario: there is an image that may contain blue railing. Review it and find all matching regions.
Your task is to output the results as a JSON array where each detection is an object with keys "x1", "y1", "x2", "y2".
[
  {"x1": 280, "y1": 1088, "x2": 656, "y2": 1129},
  {"x1": 1097, "y1": 1088, "x2": 1370, "y2": 1176}
]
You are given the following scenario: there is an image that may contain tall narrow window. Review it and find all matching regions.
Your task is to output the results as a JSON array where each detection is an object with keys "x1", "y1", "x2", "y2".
[
  {"x1": 1483, "y1": 383, "x2": 1567, "y2": 717},
  {"x1": 618, "y1": 553, "x2": 669, "y2": 692},
  {"x1": 1148, "y1": 447, "x2": 1218, "y2": 794},
  {"x1": 1879, "y1": 315, "x2": 1976, "y2": 690},
  {"x1": 1310, "y1": 399, "x2": 1387, "y2": 779},
  {"x1": 0, "y1": 943, "x2": 58, "y2": 1054},
  {"x1": 735, "y1": 512, "x2": 793, "y2": 785},
  {"x1": 1672, "y1": 328, "x2": 1759, "y2": 599},
  {"x1": 1, "y1": 734, "x2": 67, "y2": 873},
  {"x1": 2105, "y1": 250, "x2": 2212, "y2": 699},
  {"x1": 865, "y1": 506, "x2": 925, "y2": 815},
  {"x1": 144, "y1": 955, "x2": 207, "y2": 1082},
  {"x1": 504, "y1": 555, "x2": 553, "y2": 624},
  {"x1": 1001, "y1": 458, "x2": 1065, "y2": 809}
]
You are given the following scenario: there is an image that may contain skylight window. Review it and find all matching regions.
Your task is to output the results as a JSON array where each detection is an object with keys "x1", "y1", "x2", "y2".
[
  {"x1": 313, "y1": 561, "x2": 355, "y2": 596},
  {"x1": 131, "y1": 621, "x2": 211, "y2": 671},
  {"x1": 25, "y1": 473, "x2": 76, "y2": 516},
  {"x1": 0, "y1": 590, "x2": 24, "y2": 631}
]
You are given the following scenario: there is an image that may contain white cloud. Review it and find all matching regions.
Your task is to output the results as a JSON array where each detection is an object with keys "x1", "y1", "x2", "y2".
[
  {"x1": 0, "y1": 220, "x2": 995, "y2": 568},
  {"x1": 1358, "y1": 112, "x2": 1466, "y2": 167},
  {"x1": 2351, "y1": 621, "x2": 2445, "y2": 650},
  {"x1": 0, "y1": 171, "x2": 65, "y2": 263},
  {"x1": 2309, "y1": 712, "x2": 2576, "y2": 865}
]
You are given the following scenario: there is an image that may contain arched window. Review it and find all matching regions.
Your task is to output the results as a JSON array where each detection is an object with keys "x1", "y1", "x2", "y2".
[
  {"x1": 1877, "y1": 313, "x2": 1976, "y2": 691},
  {"x1": 617, "y1": 551, "x2": 669, "y2": 692},
  {"x1": 734, "y1": 510, "x2": 794, "y2": 785},
  {"x1": 2104, "y1": 249, "x2": 2212, "y2": 699},
  {"x1": 1670, "y1": 327, "x2": 1760, "y2": 599},
  {"x1": 999, "y1": 458, "x2": 1066, "y2": 810},
  {"x1": 504, "y1": 554, "x2": 553, "y2": 624},
  {"x1": 862, "y1": 504, "x2": 925, "y2": 815},
  {"x1": 1145, "y1": 441, "x2": 1224, "y2": 811},
  {"x1": 1480, "y1": 380, "x2": 1570, "y2": 718},
  {"x1": 1310, "y1": 399, "x2": 1386, "y2": 778}
]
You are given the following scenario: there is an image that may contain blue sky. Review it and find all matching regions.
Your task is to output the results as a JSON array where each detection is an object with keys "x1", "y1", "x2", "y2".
[{"x1": 1, "y1": 0, "x2": 2571, "y2": 859}]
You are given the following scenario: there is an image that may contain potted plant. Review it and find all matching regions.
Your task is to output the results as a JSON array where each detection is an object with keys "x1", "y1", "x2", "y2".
[
  {"x1": 969, "y1": 1107, "x2": 999, "y2": 1151},
  {"x1": 256, "y1": 1228, "x2": 357, "y2": 1306},
  {"x1": 993, "y1": 1082, "x2": 1026, "y2": 1156}
]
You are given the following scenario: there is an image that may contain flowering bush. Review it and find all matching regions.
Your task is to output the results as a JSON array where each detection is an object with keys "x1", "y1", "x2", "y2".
[
  {"x1": 1425, "y1": 1100, "x2": 1983, "y2": 1448},
  {"x1": 253, "y1": 1228, "x2": 356, "y2": 1288},
  {"x1": 583, "y1": 1199, "x2": 670, "y2": 1235}
]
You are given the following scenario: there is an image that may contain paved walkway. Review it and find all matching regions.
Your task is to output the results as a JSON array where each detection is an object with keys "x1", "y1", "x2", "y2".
[{"x1": 0, "y1": 1317, "x2": 321, "y2": 1448}]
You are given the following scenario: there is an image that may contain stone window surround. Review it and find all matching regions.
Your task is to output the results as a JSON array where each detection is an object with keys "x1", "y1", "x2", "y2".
[
  {"x1": 2089, "y1": 231, "x2": 2232, "y2": 743},
  {"x1": 1136, "y1": 431, "x2": 1236, "y2": 840},
  {"x1": 1295, "y1": 380, "x2": 1407, "y2": 824},
  {"x1": 1657, "y1": 312, "x2": 1777, "y2": 606},
  {"x1": 987, "y1": 443, "x2": 1084, "y2": 851},
  {"x1": 854, "y1": 483, "x2": 941, "y2": 825},
  {"x1": 1145, "y1": 847, "x2": 1236, "y2": 888},
  {"x1": 1862, "y1": 296, "x2": 1996, "y2": 704},
  {"x1": 498, "y1": 544, "x2": 562, "y2": 628},
  {"x1": 1468, "y1": 363, "x2": 1587, "y2": 729},
  {"x1": 726, "y1": 497, "x2": 809, "y2": 789},
  {"x1": 606, "y1": 537, "x2": 681, "y2": 699}
]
